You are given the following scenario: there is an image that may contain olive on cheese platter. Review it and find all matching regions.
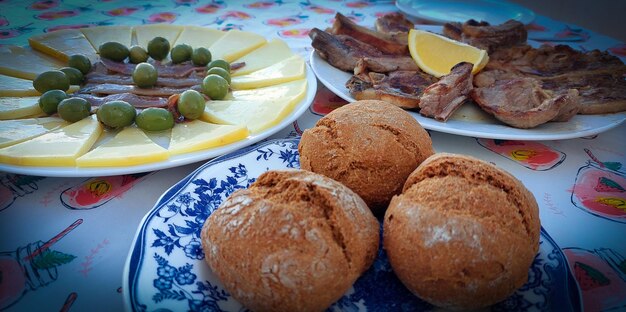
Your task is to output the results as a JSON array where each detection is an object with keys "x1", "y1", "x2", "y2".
[{"x1": 0, "y1": 24, "x2": 315, "y2": 177}]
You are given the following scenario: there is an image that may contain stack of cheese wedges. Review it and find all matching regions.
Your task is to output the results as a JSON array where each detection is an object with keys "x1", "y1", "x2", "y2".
[{"x1": 0, "y1": 24, "x2": 307, "y2": 168}]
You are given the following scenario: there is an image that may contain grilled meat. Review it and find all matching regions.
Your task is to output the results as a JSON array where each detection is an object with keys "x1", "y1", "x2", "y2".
[
  {"x1": 375, "y1": 12, "x2": 414, "y2": 35},
  {"x1": 443, "y1": 19, "x2": 527, "y2": 53},
  {"x1": 471, "y1": 78, "x2": 581, "y2": 128},
  {"x1": 330, "y1": 13, "x2": 408, "y2": 55},
  {"x1": 419, "y1": 62, "x2": 473, "y2": 121},
  {"x1": 310, "y1": 28, "x2": 418, "y2": 73}
]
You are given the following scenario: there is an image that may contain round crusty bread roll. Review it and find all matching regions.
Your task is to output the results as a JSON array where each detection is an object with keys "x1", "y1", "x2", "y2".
[
  {"x1": 298, "y1": 100, "x2": 434, "y2": 214},
  {"x1": 383, "y1": 153, "x2": 541, "y2": 310},
  {"x1": 201, "y1": 169, "x2": 379, "y2": 312}
]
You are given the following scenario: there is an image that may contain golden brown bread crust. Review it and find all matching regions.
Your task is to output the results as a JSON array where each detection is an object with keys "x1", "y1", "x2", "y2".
[
  {"x1": 201, "y1": 169, "x2": 379, "y2": 312},
  {"x1": 384, "y1": 153, "x2": 540, "y2": 310},
  {"x1": 298, "y1": 100, "x2": 434, "y2": 214}
]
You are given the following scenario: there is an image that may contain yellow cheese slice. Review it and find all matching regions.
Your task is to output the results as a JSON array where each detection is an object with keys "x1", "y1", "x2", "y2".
[
  {"x1": 0, "y1": 115, "x2": 102, "y2": 166},
  {"x1": 231, "y1": 39, "x2": 294, "y2": 76},
  {"x1": 173, "y1": 26, "x2": 225, "y2": 49},
  {"x1": 209, "y1": 30, "x2": 266, "y2": 63},
  {"x1": 76, "y1": 126, "x2": 168, "y2": 167},
  {"x1": 231, "y1": 55, "x2": 305, "y2": 90},
  {"x1": 203, "y1": 91, "x2": 305, "y2": 134},
  {"x1": 81, "y1": 25, "x2": 133, "y2": 51},
  {"x1": 168, "y1": 120, "x2": 248, "y2": 156},
  {"x1": 133, "y1": 24, "x2": 183, "y2": 49},
  {"x1": 0, "y1": 45, "x2": 65, "y2": 80},
  {"x1": 0, "y1": 74, "x2": 80, "y2": 97},
  {"x1": 228, "y1": 78, "x2": 307, "y2": 101},
  {"x1": 0, "y1": 117, "x2": 68, "y2": 148},
  {"x1": 28, "y1": 29, "x2": 98, "y2": 62},
  {"x1": 0, "y1": 97, "x2": 43, "y2": 120}
]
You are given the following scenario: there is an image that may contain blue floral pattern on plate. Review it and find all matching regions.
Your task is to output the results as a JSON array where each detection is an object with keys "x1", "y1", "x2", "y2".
[{"x1": 124, "y1": 138, "x2": 581, "y2": 312}]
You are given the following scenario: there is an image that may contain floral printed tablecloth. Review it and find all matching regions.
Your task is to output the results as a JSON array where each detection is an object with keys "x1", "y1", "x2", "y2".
[{"x1": 0, "y1": 1, "x2": 625, "y2": 311}]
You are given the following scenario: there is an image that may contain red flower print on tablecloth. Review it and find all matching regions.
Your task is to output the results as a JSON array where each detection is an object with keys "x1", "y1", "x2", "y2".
[
  {"x1": 0, "y1": 24, "x2": 35, "y2": 40},
  {"x1": 104, "y1": 6, "x2": 141, "y2": 17},
  {"x1": 277, "y1": 28, "x2": 310, "y2": 38},
  {"x1": 265, "y1": 14, "x2": 308, "y2": 27},
  {"x1": 45, "y1": 21, "x2": 113, "y2": 33},
  {"x1": 345, "y1": 1, "x2": 371, "y2": 8},
  {"x1": 214, "y1": 11, "x2": 252, "y2": 25},
  {"x1": 555, "y1": 25, "x2": 590, "y2": 42},
  {"x1": 36, "y1": 10, "x2": 79, "y2": 21},
  {"x1": 195, "y1": 3, "x2": 225, "y2": 14},
  {"x1": 608, "y1": 43, "x2": 626, "y2": 57},
  {"x1": 29, "y1": 0, "x2": 59, "y2": 10},
  {"x1": 526, "y1": 23, "x2": 547, "y2": 32},
  {"x1": 0, "y1": 15, "x2": 8, "y2": 27},
  {"x1": 146, "y1": 12, "x2": 178, "y2": 24},
  {"x1": 245, "y1": 1, "x2": 282, "y2": 9},
  {"x1": 301, "y1": 3, "x2": 335, "y2": 14}
]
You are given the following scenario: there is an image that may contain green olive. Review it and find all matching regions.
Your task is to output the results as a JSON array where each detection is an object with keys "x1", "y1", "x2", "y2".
[
  {"x1": 171, "y1": 44, "x2": 193, "y2": 64},
  {"x1": 57, "y1": 97, "x2": 91, "y2": 122},
  {"x1": 33, "y1": 70, "x2": 70, "y2": 94},
  {"x1": 96, "y1": 100, "x2": 136, "y2": 129},
  {"x1": 206, "y1": 67, "x2": 230, "y2": 84},
  {"x1": 132, "y1": 62, "x2": 158, "y2": 88},
  {"x1": 207, "y1": 59, "x2": 230, "y2": 73},
  {"x1": 135, "y1": 107, "x2": 174, "y2": 131},
  {"x1": 68, "y1": 54, "x2": 91, "y2": 74},
  {"x1": 147, "y1": 37, "x2": 170, "y2": 61},
  {"x1": 59, "y1": 67, "x2": 84, "y2": 85},
  {"x1": 202, "y1": 74, "x2": 229, "y2": 100},
  {"x1": 129, "y1": 45, "x2": 149, "y2": 64},
  {"x1": 99, "y1": 41, "x2": 130, "y2": 62},
  {"x1": 177, "y1": 90, "x2": 206, "y2": 120},
  {"x1": 38, "y1": 89, "x2": 68, "y2": 115},
  {"x1": 191, "y1": 47, "x2": 211, "y2": 66}
]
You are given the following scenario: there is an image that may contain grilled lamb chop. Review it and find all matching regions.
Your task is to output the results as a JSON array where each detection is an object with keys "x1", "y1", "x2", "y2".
[
  {"x1": 471, "y1": 78, "x2": 581, "y2": 128},
  {"x1": 329, "y1": 13, "x2": 408, "y2": 55},
  {"x1": 310, "y1": 28, "x2": 418, "y2": 73},
  {"x1": 443, "y1": 19, "x2": 527, "y2": 53},
  {"x1": 419, "y1": 62, "x2": 473, "y2": 121}
]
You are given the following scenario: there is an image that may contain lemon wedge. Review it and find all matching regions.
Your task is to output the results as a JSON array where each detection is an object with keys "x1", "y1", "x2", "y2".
[{"x1": 408, "y1": 29, "x2": 489, "y2": 78}]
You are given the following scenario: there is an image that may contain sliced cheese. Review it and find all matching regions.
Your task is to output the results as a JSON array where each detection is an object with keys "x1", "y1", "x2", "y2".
[
  {"x1": 231, "y1": 55, "x2": 305, "y2": 90},
  {"x1": 76, "y1": 126, "x2": 168, "y2": 167},
  {"x1": 173, "y1": 26, "x2": 225, "y2": 49},
  {"x1": 28, "y1": 29, "x2": 98, "y2": 62},
  {"x1": 203, "y1": 91, "x2": 305, "y2": 134},
  {"x1": 168, "y1": 120, "x2": 248, "y2": 156},
  {"x1": 209, "y1": 30, "x2": 266, "y2": 63},
  {"x1": 0, "y1": 115, "x2": 102, "y2": 166},
  {"x1": 0, "y1": 74, "x2": 80, "y2": 97},
  {"x1": 0, "y1": 45, "x2": 65, "y2": 80},
  {"x1": 0, "y1": 97, "x2": 43, "y2": 120},
  {"x1": 0, "y1": 117, "x2": 68, "y2": 148},
  {"x1": 228, "y1": 78, "x2": 307, "y2": 101},
  {"x1": 81, "y1": 25, "x2": 133, "y2": 51},
  {"x1": 133, "y1": 24, "x2": 183, "y2": 49},
  {"x1": 231, "y1": 39, "x2": 294, "y2": 76}
]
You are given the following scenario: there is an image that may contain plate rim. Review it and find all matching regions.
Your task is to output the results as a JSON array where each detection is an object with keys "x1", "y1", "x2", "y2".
[
  {"x1": 396, "y1": 0, "x2": 536, "y2": 25},
  {"x1": 0, "y1": 67, "x2": 316, "y2": 177},
  {"x1": 309, "y1": 50, "x2": 626, "y2": 141}
]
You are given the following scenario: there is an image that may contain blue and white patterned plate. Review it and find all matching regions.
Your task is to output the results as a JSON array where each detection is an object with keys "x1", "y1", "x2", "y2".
[{"x1": 123, "y1": 138, "x2": 582, "y2": 312}]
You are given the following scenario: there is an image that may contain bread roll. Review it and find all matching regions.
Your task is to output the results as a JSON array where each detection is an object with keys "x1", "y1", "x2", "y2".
[
  {"x1": 384, "y1": 153, "x2": 540, "y2": 310},
  {"x1": 201, "y1": 169, "x2": 379, "y2": 312},
  {"x1": 299, "y1": 100, "x2": 434, "y2": 214}
]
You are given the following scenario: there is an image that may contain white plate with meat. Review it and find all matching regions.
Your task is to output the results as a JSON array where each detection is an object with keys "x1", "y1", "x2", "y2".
[
  {"x1": 396, "y1": 0, "x2": 536, "y2": 25},
  {"x1": 310, "y1": 50, "x2": 626, "y2": 141}
]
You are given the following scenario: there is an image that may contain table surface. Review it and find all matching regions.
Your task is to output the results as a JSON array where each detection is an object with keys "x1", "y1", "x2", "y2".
[{"x1": 1, "y1": 1, "x2": 625, "y2": 311}]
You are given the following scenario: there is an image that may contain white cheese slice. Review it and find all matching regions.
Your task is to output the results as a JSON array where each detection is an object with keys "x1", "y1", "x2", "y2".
[
  {"x1": 76, "y1": 126, "x2": 168, "y2": 167},
  {"x1": 0, "y1": 117, "x2": 68, "y2": 148},
  {"x1": 168, "y1": 120, "x2": 248, "y2": 156},
  {"x1": 228, "y1": 78, "x2": 307, "y2": 101},
  {"x1": 0, "y1": 115, "x2": 102, "y2": 166},
  {"x1": 173, "y1": 26, "x2": 225, "y2": 49},
  {"x1": 0, "y1": 45, "x2": 65, "y2": 80},
  {"x1": 231, "y1": 39, "x2": 294, "y2": 76},
  {"x1": 209, "y1": 30, "x2": 266, "y2": 63},
  {"x1": 0, "y1": 74, "x2": 80, "y2": 97},
  {"x1": 81, "y1": 25, "x2": 133, "y2": 51},
  {"x1": 133, "y1": 24, "x2": 183, "y2": 49},
  {"x1": 202, "y1": 90, "x2": 305, "y2": 134},
  {"x1": 231, "y1": 55, "x2": 305, "y2": 90},
  {"x1": 0, "y1": 97, "x2": 43, "y2": 120},
  {"x1": 28, "y1": 29, "x2": 98, "y2": 62}
]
